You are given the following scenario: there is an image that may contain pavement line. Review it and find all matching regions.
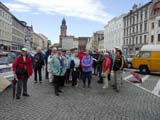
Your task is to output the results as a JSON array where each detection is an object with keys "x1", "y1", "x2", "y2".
[
  {"x1": 124, "y1": 79, "x2": 160, "y2": 98},
  {"x1": 124, "y1": 75, "x2": 133, "y2": 80},
  {"x1": 152, "y1": 79, "x2": 160, "y2": 95},
  {"x1": 142, "y1": 75, "x2": 150, "y2": 82}
]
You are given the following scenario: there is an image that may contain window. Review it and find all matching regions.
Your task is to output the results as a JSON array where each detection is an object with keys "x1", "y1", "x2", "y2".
[
  {"x1": 151, "y1": 35, "x2": 154, "y2": 43},
  {"x1": 137, "y1": 52, "x2": 150, "y2": 58},
  {"x1": 140, "y1": 23, "x2": 142, "y2": 32},
  {"x1": 158, "y1": 34, "x2": 160, "y2": 42},
  {"x1": 136, "y1": 37, "x2": 138, "y2": 44},
  {"x1": 144, "y1": 22, "x2": 147, "y2": 32},
  {"x1": 141, "y1": 52, "x2": 150, "y2": 58},
  {"x1": 140, "y1": 10, "x2": 143, "y2": 20},
  {"x1": 145, "y1": 8, "x2": 148, "y2": 19},
  {"x1": 152, "y1": 22, "x2": 154, "y2": 29},
  {"x1": 144, "y1": 35, "x2": 147, "y2": 43},
  {"x1": 140, "y1": 36, "x2": 142, "y2": 44},
  {"x1": 158, "y1": 20, "x2": 160, "y2": 27}
]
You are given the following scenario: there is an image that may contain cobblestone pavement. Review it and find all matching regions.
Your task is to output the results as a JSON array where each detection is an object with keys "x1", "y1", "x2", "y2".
[
  {"x1": 0, "y1": 73, "x2": 160, "y2": 120},
  {"x1": 123, "y1": 69, "x2": 160, "y2": 96}
]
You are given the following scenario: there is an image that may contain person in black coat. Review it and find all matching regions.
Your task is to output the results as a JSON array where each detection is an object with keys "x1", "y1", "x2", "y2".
[
  {"x1": 45, "y1": 46, "x2": 52, "y2": 79},
  {"x1": 33, "y1": 47, "x2": 45, "y2": 83}
]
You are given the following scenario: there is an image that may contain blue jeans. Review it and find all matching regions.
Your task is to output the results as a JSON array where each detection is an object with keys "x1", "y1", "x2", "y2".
[{"x1": 82, "y1": 71, "x2": 92, "y2": 87}]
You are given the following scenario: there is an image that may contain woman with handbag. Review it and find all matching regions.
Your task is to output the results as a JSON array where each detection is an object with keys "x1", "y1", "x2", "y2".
[
  {"x1": 12, "y1": 48, "x2": 33, "y2": 100},
  {"x1": 102, "y1": 53, "x2": 111, "y2": 89}
]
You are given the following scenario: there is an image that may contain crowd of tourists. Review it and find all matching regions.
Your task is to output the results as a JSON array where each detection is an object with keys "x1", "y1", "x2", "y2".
[{"x1": 12, "y1": 46, "x2": 125, "y2": 99}]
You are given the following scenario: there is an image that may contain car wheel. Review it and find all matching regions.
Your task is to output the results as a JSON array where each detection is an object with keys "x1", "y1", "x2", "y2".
[{"x1": 139, "y1": 66, "x2": 149, "y2": 74}]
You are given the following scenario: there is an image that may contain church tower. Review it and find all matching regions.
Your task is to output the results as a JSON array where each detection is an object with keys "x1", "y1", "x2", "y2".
[{"x1": 59, "y1": 18, "x2": 67, "y2": 47}]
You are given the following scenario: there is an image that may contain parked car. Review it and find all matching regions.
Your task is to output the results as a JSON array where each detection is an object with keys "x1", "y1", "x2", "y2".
[
  {"x1": 132, "y1": 45, "x2": 160, "y2": 74},
  {"x1": 0, "y1": 52, "x2": 14, "y2": 80}
]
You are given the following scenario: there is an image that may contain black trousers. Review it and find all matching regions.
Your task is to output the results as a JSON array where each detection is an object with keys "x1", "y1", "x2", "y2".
[
  {"x1": 72, "y1": 68, "x2": 79, "y2": 86},
  {"x1": 60, "y1": 75, "x2": 65, "y2": 87},
  {"x1": 34, "y1": 67, "x2": 42, "y2": 82},
  {"x1": 16, "y1": 77, "x2": 28, "y2": 97},
  {"x1": 82, "y1": 72, "x2": 92, "y2": 87},
  {"x1": 66, "y1": 69, "x2": 71, "y2": 83},
  {"x1": 54, "y1": 76, "x2": 60, "y2": 94}
]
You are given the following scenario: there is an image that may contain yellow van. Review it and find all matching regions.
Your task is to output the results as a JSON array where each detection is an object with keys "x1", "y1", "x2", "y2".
[{"x1": 131, "y1": 45, "x2": 160, "y2": 74}]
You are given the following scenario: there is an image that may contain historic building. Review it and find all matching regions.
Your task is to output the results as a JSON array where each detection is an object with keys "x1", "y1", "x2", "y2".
[
  {"x1": 24, "y1": 25, "x2": 33, "y2": 50},
  {"x1": 148, "y1": 0, "x2": 160, "y2": 45},
  {"x1": 92, "y1": 30, "x2": 104, "y2": 50},
  {"x1": 38, "y1": 33, "x2": 48, "y2": 49},
  {"x1": 123, "y1": 2, "x2": 151, "y2": 55},
  {"x1": 12, "y1": 15, "x2": 25, "y2": 50},
  {"x1": 104, "y1": 14, "x2": 125, "y2": 51},
  {"x1": 59, "y1": 18, "x2": 67, "y2": 47},
  {"x1": 59, "y1": 18, "x2": 89, "y2": 50},
  {"x1": 0, "y1": 2, "x2": 12, "y2": 50}
]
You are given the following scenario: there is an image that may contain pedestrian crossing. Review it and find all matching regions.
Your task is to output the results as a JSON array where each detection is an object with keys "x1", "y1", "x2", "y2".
[{"x1": 122, "y1": 70, "x2": 160, "y2": 97}]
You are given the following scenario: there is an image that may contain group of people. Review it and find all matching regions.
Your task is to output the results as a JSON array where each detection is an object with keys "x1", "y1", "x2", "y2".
[{"x1": 12, "y1": 46, "x2": 125, "y2": 99}]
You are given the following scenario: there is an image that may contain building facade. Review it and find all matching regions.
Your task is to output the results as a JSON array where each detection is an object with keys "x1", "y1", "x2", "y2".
[
  {"x1": 38, "y1": 33, "x2": 48, "y2": 49},
  {"x1": 86, "y1": 37, "x2": 93, "y2": 50},
  {"x1": 24, "y1": 25, "x2": 33, "y2": 50},
  {"x1": 0, "y1": 2, "x2": 12, "y2": 50},
  {"x1": 104, "y1": 14, "x2": 125, "y2": 51},
  {"x1": 12, "y1": 16, "x2": 25, "y2": 50},
  {"x1": 62, "y1": 36, "x2": 74, "y2": 50},
  {"x1": 148, "y1": 0, "x2": 160, "y2": 45},
  {"x1": 78, "y1": 37, "x2": 90, "y2": 51},
  {"x1": 92, "y1": 30, "x2": 104, "y2": 50},
  {"x1": 98, "y1": 39, "x2": 104, "y2": 51},
  {"x1": 32, "y1": 32, "x2": 44, "y2": 50},
  {"x1": 123, "y1": 3, "x2": 151, "y2": 55}
]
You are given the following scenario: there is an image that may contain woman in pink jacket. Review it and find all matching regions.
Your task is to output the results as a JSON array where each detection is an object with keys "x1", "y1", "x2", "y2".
[{"x1": 102, "y1": 53, "x2": 111, "y2": 89}]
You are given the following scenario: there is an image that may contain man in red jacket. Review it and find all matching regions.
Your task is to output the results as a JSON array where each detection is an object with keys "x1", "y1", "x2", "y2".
[{"x1": 12, "y1": 48, "x2": 33, "y2": 99}]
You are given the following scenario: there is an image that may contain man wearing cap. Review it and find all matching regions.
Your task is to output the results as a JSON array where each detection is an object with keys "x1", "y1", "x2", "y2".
[{"x1": 12, "y1": 48, "x2": 33, "y2": 99}]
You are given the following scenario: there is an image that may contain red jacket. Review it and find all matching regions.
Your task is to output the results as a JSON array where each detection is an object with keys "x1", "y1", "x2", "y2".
[
  {"x1": 102, "y1": 57, "x2": 111, "y2": 74},
  {"x1": 12, "y1": 55, "x2": 33, "y2": 79},
  {"x1": 78, "y1": 51, "x2": 85, "y2": 66}
]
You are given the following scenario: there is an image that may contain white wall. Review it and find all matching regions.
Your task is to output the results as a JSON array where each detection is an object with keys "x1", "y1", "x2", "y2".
[{"x1": 104, "y1": 14, "x2": 125, "y2": 51}]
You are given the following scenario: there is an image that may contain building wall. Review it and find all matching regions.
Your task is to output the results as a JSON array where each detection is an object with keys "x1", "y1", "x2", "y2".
[
  {"x1": 123, "y1": 3, "x2": 151, "y2": 55},
  {"x1": 78, "y1": 37, "x2": 90, "y2": 51},
  {"x1": 86, "y1": 37, "x2": 93, "y2": 50},
  {"x1": 92, "y1": 31, "x2": 104, "y2": 50},
  {"x1": 98, "y1": 39, "x2": 104, "y2": 51},
  {"x1": 32, "y1": 32, "x2": 44, "y2": 50},
  {"x1": 24, "y1": 26, "x2": 33, "y2": 50},
  {"x1": 104, "y1": 14, "x2": 125, "y2": 51},
  {"x1": 148, "y1": 1, "x2": 160, "y2": 45},
  {"x1": 62, "y1": 36, "x2": 74, "y2": 50},
  {"x1": 38, "y1": 33, "x2": 48, "y2": 49},
  {"x1": 12, "y1": 17, "x2": 25, "y2": 50},
  {"x1": 0, "y1": 2, "x2": 12, "y2": 50}
]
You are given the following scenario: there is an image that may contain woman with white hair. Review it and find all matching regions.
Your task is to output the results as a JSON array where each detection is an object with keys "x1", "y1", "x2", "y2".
[{"x1": 102, "y1": 52, "x2": 111, "y2": 89}]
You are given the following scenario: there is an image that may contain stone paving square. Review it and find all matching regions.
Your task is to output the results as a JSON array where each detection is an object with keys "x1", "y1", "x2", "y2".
[{"x1": 0, "y1": 76, "x2": 160, "y2": 120}]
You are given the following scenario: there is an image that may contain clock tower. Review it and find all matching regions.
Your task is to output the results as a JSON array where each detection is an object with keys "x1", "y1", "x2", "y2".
[{"x1": 60, "y1": 18, "x2": 67, "y2": 47}]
